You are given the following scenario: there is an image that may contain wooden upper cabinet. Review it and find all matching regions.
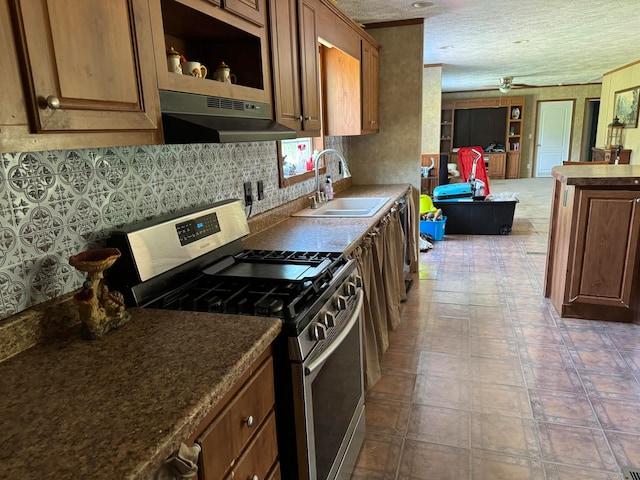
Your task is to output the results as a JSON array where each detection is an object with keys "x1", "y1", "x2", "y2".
[
  {"x1": 268, "y1": 0, "x2": 320, "y2": 135},
  {"x1": 322, "y1": 45, "x2": 360, "y2": 136},
  {"x1": 314, "y1": 0, "x2": 359, "y2": 58},
  {"x1": 223, "y1": 0, "x2": 264, "y2": 26},
  {"x1": 150, "y1": 0, "x2": 271, "y2": 104},
  {"x1": 12, "y1": 0, "x2": 160, "y2": 133},
  {"x1": 361, "y1": 37, "x2": 379, "y2": 134},
  {"x1": 297, "y1": 0, "x2": 321, "y2": 133},
  {"x1": 206, "y1": 0, "x2": 264, "y2": 26}
]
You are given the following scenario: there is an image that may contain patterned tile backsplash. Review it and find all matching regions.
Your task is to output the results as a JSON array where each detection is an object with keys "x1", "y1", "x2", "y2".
[{"x1": 0, "y1": 137, "x2": 347, "y2": 321}]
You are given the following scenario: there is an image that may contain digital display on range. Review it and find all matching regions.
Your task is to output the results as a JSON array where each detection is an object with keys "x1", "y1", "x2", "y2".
[{"x1": 175, "y1": 213, "x2": 221, "y2": 246}]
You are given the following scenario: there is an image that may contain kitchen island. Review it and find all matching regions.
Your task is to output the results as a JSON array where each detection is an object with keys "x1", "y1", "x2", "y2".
[{"x1": 545, "y1": 164, "x2": 640, "y2": 323}]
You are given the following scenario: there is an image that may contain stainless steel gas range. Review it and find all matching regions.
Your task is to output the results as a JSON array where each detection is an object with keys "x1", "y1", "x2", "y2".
[{"x1": 106, "y1": 199, "x2": 365, "y2": 480}]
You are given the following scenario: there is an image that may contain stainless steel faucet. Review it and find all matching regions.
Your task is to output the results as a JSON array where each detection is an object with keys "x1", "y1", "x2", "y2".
[{"x1": 312, "y1": 148, "x2": 352, "y2": 197}]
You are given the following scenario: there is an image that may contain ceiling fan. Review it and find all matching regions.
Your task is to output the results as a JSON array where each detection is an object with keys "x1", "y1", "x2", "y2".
[{"x1": 497, "y1": 76, "x2": 533, "y2": 93}]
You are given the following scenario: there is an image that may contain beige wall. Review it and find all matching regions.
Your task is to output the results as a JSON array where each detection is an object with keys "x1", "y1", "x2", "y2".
[
  {"x1": 597, "y1": 60, "x2": 640, "y2": 163},
  {"x1": 422, "y1": 65, "x2": 442, "y2": 155},
  {"x1": 349, "y1": 23, "x2": 424, "y2": 192},
  {"x1": 443, "y1": 84, "x2": 601, "y2": 177}
]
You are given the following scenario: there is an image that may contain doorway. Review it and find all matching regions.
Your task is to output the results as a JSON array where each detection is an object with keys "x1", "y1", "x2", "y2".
[
  {"x1": 534, "y1": 100, "x2": 574, "y2": 177},
  {"x1": 581, "y1": 98, "x2": 600, "y2": 161}
]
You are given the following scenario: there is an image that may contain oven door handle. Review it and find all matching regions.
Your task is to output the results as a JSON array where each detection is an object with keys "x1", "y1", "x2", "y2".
[{"x1": 304, "y1": 288, "x2": 364, "y2": 376}]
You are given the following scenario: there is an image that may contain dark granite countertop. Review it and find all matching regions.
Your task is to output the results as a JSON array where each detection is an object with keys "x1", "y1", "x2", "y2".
[
  {"x1": 0, "y1": 183, "x2": 410, "y2": 479},
  {"x1": 0, "y1": 308, "x2": 281, "y2": 479},
  {"x1": 244, "y1": 184, "x2": 412, "y2": 255},
  {"x1": 552, "y1": 164, "x2": 640, "y2": 186}
]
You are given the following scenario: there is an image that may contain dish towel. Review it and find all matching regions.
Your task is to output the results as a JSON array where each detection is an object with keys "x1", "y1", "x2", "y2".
[{"x1": 154, "y1": 443, "x2": 201, "y2": 479}]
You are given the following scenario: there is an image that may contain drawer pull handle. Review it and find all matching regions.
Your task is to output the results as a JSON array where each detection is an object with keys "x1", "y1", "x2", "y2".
[
  {"x1": 245, "y1": 415, "x2": 254, "y2": 427},
  {"x1": 249, "y1": 476, "x2": 259, "y2": 480}
]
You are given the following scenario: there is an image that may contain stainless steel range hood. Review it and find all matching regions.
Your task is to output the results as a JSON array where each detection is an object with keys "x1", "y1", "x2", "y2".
[{"x1": 159, "y1": 90, "x2": 296, "y2": 143}]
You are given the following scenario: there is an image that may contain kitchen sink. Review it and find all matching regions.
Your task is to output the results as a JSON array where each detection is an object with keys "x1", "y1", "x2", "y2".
[{"x1": 293, "y1": 197, "x2": 390, "y2": 217}]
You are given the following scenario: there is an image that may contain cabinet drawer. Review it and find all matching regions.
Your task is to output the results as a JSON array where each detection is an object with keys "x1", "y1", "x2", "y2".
[
  {"x1": 198, "y1": 356, "x2": 275, "y2": 479},
  {"x1": 226, "y1": 410, "x2": 279, "y2": 480}
]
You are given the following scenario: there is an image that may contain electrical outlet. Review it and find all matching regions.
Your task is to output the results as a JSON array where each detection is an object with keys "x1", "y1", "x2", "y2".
[
  {"x1": 244, "y1": 182, "x2": 253, "y2": 206},
  {"x1": 257, "y1": 181, "x2": 264, "y2": 200}
]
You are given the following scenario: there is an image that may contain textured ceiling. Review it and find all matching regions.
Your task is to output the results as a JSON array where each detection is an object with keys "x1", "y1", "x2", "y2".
[{"x1": 335, "y1": 0, "x2": 640, "y2": 92}]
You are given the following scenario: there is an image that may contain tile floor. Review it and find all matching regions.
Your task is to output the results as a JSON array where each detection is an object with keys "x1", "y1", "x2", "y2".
[{"x1": 351, "y1": 178, "x2": 640, "y2": 480}]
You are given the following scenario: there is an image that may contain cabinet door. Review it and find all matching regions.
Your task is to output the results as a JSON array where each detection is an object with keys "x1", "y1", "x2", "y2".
[
  {"x1": 323, "y1": 46, "x2": 360, "y2": 136},
  {"x1": 361, "y1": 38, "x2": 379, "y2": 134},
  {"x1": 269, "y1": 0, "x2": 320, "y2": 135},
  {"x1": 269, "y1": 0, "x2": 303, "y2": 131},
  {"x1": 486, "y1": 154, "x2": 506, "y2": 179},
  {"x1": 297, "y1": 0, "x2": 321, "y2": 133},
  {"x1": 13, "y1": 0, "x2": 159, "y2": 133},
  {"x1": 198, "y1": 356, "x2": 276, "y2": 480},
  {"x1": 223, "y1": 0, "x2": 264, "y2": 26},
  {"x1": 506, "y1": 152, "x2": 520, "y2": 179},
  {"x1": 570, "y1": 190, "x2": 640, "y2": 315}
]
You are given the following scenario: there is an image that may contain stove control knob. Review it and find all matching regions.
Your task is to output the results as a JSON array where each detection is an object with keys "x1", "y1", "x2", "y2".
[
  {"x1": 336, "y1": 295, "x2": 348, "y2": 311},
  {"x1": 322, "y1": 311, "x2": 336, "y2": 328},
  {"x1": 352, "y1": 274, "x2": 363, "y2": 288},
  {"x1": 346, "y1": 281, "x2": 357, "y2": 296},
  {"x1": 312, "y1": 322, "x2": 327, "y2": 341}
]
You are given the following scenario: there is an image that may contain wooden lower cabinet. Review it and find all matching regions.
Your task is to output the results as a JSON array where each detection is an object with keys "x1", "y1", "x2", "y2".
[
  {"x1": 485, "y1": 153, "x2": 506, "y2": 179},
  {"x1": 545, "y1": 181, "x2": 640, "y2": 322},
  {"x1": 506, "y1": 152, "x2": 520, "y2": 179},
  {"x1": 189, "y1": 348, "x2": 280, "y2": 480}
]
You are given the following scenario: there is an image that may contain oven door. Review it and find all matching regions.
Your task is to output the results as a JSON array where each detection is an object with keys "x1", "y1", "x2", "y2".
[{"x1": 292, "y1": 289, "x2": 365, "y2": 480}]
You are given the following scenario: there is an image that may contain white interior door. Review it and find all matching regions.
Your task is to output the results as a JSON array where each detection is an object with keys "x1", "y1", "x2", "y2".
[{"x1": 534, "y1": 100, "x2": 573, "y2": 177}]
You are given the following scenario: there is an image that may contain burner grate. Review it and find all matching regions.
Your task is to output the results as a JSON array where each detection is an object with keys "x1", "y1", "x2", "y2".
[
  {"x1": 623, "y1": 467, "x2": 640, "y2": 480},
  {"x1": 236, "y1": 250, "x2": 341, "y2": 265}
]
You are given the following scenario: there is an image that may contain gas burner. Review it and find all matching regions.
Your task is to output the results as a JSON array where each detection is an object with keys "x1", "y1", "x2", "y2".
[{"x1": 235, "y1": 250, "x2": 342, "y2": 265}]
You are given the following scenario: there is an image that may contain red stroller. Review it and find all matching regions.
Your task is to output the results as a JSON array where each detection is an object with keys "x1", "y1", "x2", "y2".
[{"x1": 457, "y1": 146, "x2": 490, "y2": 196}]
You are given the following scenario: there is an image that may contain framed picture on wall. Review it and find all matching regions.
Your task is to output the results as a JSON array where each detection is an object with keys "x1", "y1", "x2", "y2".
[{"x1": 614, "y1": 86, "x2": 639, "y2": 128}]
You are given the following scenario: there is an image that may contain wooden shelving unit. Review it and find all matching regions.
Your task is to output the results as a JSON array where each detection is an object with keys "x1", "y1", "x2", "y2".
[
  {"x1": 440, "y1": 105, "x2": 454, "y2": 156},
  {"x1": 506, "y1": 102, "x2": 523, "y2": 178},
  {"x1": 440, "y1": 97, "x2": 524, "y2": 179}
]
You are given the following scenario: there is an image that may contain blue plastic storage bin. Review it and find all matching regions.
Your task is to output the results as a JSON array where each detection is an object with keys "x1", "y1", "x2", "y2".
[{"x1": 419, "y1": 216, "x2": 446, "y2": 240}]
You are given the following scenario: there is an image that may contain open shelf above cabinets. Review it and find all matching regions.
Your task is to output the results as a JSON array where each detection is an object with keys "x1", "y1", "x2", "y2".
[{"x1": 151, "y1": 0, "x2": 272, "y2": 104}]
